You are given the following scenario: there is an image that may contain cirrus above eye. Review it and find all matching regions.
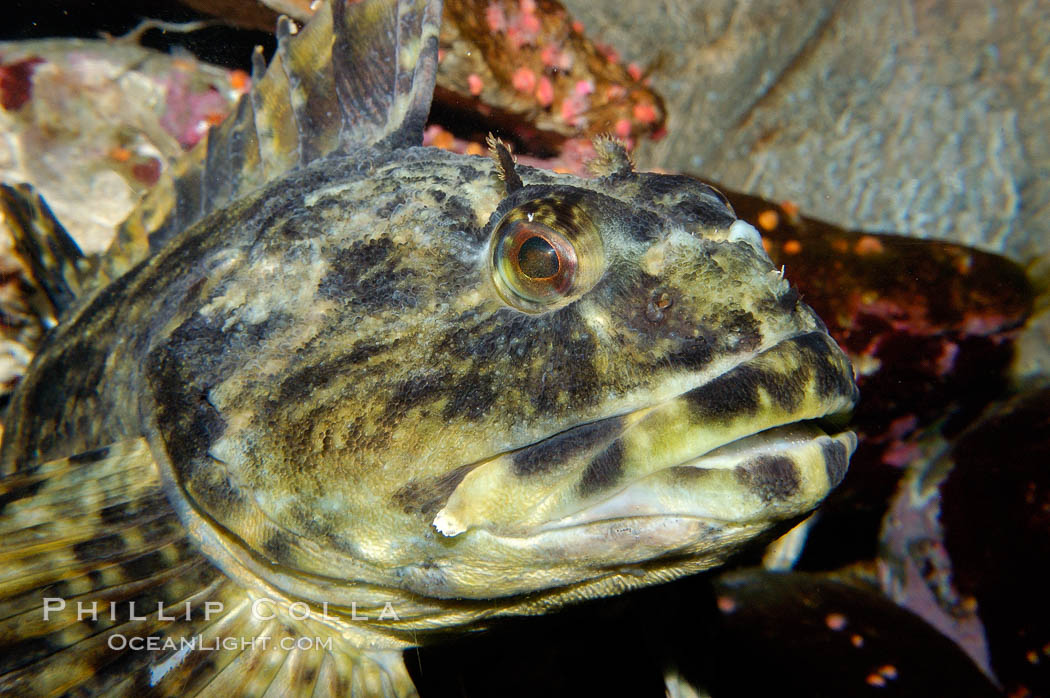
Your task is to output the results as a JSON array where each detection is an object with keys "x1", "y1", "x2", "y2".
[{"x1": 493, "y1": 219, "x2": 579, "y2": 308}]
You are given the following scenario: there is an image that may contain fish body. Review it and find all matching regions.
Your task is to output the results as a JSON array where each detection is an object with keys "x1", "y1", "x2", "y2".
[{"x1": 0, "y1": 0, "x2": 857, "y2": 694}]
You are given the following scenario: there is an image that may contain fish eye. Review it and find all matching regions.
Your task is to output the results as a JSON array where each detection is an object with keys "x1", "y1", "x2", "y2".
[
  {"x1": 494, "y1": 220, "x2": 578, "y2": 308},
  {"x1": 488, "y1": 195, "x2": 605, "y2": 313},
  {"x1": 518, "y1": 235, "x2": 560, "y2": 279}
]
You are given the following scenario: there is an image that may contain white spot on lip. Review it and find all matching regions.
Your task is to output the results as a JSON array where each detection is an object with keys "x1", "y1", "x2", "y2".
[{"x1": 433, "y1": 509, "x2": 465, "y2": 537}]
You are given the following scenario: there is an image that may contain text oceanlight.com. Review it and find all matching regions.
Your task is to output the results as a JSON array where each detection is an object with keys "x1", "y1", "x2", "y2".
[{"x1": 107, "y1": 634, "x2": 334, "y2": 652}]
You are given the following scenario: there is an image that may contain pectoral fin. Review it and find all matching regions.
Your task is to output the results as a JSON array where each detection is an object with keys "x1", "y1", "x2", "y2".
[{"x1": 0, "y1": 439, "x2": 417, "y2": 696}]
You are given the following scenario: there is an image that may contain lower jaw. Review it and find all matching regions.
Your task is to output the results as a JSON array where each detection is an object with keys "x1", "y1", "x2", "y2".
[
  {"x1": 536, "y1": 421, "x2": 856, "y2": 533},
  {"x1": 390, "y1": 421, "x2": 854, "y2": 600}
]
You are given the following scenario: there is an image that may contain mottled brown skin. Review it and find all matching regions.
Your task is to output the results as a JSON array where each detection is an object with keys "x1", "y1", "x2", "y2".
[
  {"x1": 0, "y1": 0, "x2": 857, "y2": 693},
  {"x1": 2, "y1": 144, "x2": 855, "y2": 618}
]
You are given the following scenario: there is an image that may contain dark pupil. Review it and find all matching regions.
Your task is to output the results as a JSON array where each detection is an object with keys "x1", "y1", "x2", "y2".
[{"x1": 517, "y1": 236, "x2": 559, "y2": 279}]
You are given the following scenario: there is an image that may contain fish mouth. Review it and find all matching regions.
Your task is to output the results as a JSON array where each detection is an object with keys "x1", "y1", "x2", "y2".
[
  {"x1": 432, "y1": 330, "x2": 859, "y2": 547},
  {"x1": 534, "y1": 418, "x2": 856, "y2": 533}
]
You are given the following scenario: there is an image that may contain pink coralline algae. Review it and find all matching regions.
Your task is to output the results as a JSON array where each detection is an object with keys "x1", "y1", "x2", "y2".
[{"x1": 159, "y1": 65, "x2": 237, "y2": 150}]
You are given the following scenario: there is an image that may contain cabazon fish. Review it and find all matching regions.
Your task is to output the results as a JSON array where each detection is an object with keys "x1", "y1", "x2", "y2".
[{"x1": 0, "y1": 0, "x2": 857, "y2": 694}]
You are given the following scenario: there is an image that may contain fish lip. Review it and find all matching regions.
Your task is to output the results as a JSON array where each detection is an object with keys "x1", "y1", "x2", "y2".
[
  {"x1": 533, "y1": 418, "x2": 857, "y2": 534},
  {"x1": 433, "y1": 330, "x2": 858, "y2": 538},
  {"x1": 506, "y1": 327, "x2": 858, "y2": 474}
]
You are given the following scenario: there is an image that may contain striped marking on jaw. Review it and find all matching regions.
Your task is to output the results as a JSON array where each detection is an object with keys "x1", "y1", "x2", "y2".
[{"x1": 432, "y1": 332, "x2": 857, "y2": 537}]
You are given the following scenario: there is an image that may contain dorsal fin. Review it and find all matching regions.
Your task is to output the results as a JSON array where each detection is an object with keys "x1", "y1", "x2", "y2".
[
  {"x1": 0, "y1": 183, "x2": 97, "y2": 324},
  {"x1": 105, "y1": 0, "x2": 442, "y2": 279}
]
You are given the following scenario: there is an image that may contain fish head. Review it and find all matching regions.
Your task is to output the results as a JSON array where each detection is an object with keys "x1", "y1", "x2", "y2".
[{"x1": 147, "y1": 142, "x2": 857, "y2": 621}]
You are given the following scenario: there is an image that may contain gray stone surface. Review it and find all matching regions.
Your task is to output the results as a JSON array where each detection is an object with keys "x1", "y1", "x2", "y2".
[{"x1": 564, "y1": 0, "x2": 1049, "y2": 266}]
